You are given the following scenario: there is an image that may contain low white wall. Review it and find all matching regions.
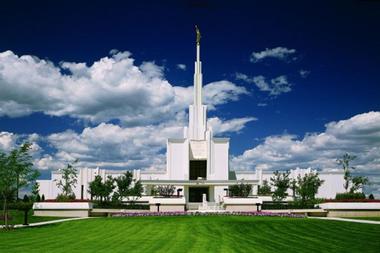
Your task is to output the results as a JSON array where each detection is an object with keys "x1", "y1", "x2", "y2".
[
  {"x1": 318, "y1": 202, "x2": 380, "y2": 210},
  {"x1": 149, "y1": 197, "x2": 186, "y2": 212},
  {"x1": 33, "y1": 202, "x2": 93, "y2": 217},
  {"x1": 222, "y1": 197, "x2": 262, "y2": 212}
]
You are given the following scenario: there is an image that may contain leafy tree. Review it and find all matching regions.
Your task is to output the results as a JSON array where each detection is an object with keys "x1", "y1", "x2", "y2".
[
  {"x1": 0, "y1": 143, "x2": 38, "y2": 228},
  {"x1": 114, "y1": 172, "x2": 133, "y2": 201},
  {"x1": 295, "y1": 172, "x2": 324, "y2": 205},
  {"x1": 229, "y1": 182, "x2": 252, "y2": 197},
  {"x1": 337, "y1": 153, "x2": 356, "y2": 192},
  {"x1": 8, "y1": 143, "x2": 39, "y2": 200},
  {"x1": 258, "y1": 180, "x2": 271, "y2": 195},
  {"x1": 290, "y1": 179, "x2": 297, "y2": 198},
  {"x1": 102, "y1": 176, "x2": 115, "y2": 202},
  {"x1": 350, "y1": 176, "x2": 369, "y2": 193},
  {"x1": 88, "y1": 175, "x2": 103, "y2": 201},
  {"x1": 31, "y1": 181, "x2": 40, "y2": 202},
  {"x1": 55, "y1": 161, "x2": 78, "y2": 200},
  {"x1": 270, "y1": 171, "x2": 290, "y2": 201}
]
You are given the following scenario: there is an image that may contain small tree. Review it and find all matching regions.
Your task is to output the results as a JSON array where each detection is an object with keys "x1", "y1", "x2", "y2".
[
  {"x1": 368, "y1": 194, "x2": 375, "y2": 200},
  {"x1": 31, "y1": 181, "x2": 40, "y2": 202},
  {"x1": 258, "y1": 180, "x2": 271, "y2": 196},
  {"x1": 350, "y1": 176, "x2": 369, "y2": 193},
  {"x1": 270, "y1": 171, "x2": 290, "y2": 201},
  {"x1": 41, "y1": 194, "x2": 45, "y2": 202},
  {"x1": 0, "y1": 143, "x2": 38, "y2": 229},
  {"x1": 337, "y1": 153, "x2": 356, "y2": 192},
  {"x1": 229, "y1": 183, "x2": 252, "y2": 197},
  {"x1": 88, "y1": 175, "x2": 103, "y2": 201},
  {"x1": 114, "y1": 172, "x2": 133, "y2": 201},
  {"x1": 55, "y1": 161, "x2": 78, "y2": 201},
  {"x1": 295, "y1": 172, "x2": 324, "y2": 205},
  {"x1": 102, "y1": 176, "x2": 115, "y2": 203}
]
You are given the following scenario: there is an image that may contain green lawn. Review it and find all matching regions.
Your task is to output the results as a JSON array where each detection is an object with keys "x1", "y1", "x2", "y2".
[
  {"x1": 1, "y1": 216, "x2": 380, "y2": 253},
  {"x1": 1, "y1": 210, "x2": 69, "y2": 225}
]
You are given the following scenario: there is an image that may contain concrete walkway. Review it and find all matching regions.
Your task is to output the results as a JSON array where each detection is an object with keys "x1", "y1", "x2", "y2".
[
  {"x1": 309, "y1": 217, "x2": 380, "y2": 225},
  {"x1": 0, "y1": 217, "x2": 92, "y2": 229}
]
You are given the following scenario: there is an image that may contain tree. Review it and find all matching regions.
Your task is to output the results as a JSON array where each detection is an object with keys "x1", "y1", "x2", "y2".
[
  {"x1": 337, "y1": 153, "x2": 356, "y2": 191},
  {"x1": 368, "y1": 194, "x2": 375, "y2": 200},
  {"x1": 88, "y1": 175, "x2": 103, "y2": 201},
  {"x1": 31, "y1": 181, "x2": 40, "y2": 202},
  {"x1": 101, "y1": 176, "x2": 115, "y2": 202},
  {"x1": 270, "y1": 171, "x2": 290, "y2": 201},
  {"x1": 258, "y1": 180, "x2": 271, "y2": 196},
  {"x1": 55, "y1": 161, "x2": 78, "y2": 200},
  {"x1": 350, "y1": 176, "x2": 369, "y2": 193},
  {"x1": 114, "y1": 172, "x2": 133, "y2": 201},
  {"x1": 295, "y1": 172, "x2": 324, "y2": 205},
  {"x1": 229, "y1": 183, "x2": 252, "y2": 197},
  {"x1": 0, "y1": 143, "x2": 38, "y2": 229},
  {"x1": 7, "y1": 143, "x2": 39, "y2": 200}
]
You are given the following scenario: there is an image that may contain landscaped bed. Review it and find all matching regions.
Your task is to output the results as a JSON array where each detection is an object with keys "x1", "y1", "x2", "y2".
[{"x1": 1, "y1": 215, "x2": 379, "y2": 252}]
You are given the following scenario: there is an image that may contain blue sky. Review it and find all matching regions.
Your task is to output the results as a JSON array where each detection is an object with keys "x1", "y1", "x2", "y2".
[{"x1": 0, "y1": 1, "x2": 380, "y2": 195}]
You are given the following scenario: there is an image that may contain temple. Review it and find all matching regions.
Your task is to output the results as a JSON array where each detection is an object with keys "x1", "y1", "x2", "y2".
[{"x1": 38, "y1": 27, "x2": 345, "y2": 210}]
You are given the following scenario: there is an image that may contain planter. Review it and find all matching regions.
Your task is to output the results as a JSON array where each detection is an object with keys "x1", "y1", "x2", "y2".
[
  {"x1": 223, "y1": 197, "x2": 263, "y2": 212},
  {"x1": 33, "y1": 202, "x2": 93, "y2": 217},
  {"x1": 149, "y1": 197, "x2": 186, "y2": 212}
]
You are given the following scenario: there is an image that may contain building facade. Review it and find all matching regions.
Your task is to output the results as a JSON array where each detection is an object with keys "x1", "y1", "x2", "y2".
[{"x1": 38, "y1": 29, "x2": 345, "y2": 206}]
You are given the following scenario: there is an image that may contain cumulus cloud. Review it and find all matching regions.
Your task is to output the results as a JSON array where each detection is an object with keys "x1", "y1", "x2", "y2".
[
  {"x1": 250, "y1": 47, "x2": 296, "y2": 63},
  {"x1": 231, "y1": 111, "x2": 380, "y2": 196},
  {"x1": 0, "y1": 132, "x2": 17, "y2": 151},
  {"x1": 208, "y1": 117, "x2": 257, "y2": 135},
  {"x1": 0, "y1": 50, "x2": 247, "y2": 125},
  {"x1": 176, "y1": 64, "x2": 186, "y2": 70},
  {"x1": 236, "y1": 73, "x2": 292, "y2": 96}
]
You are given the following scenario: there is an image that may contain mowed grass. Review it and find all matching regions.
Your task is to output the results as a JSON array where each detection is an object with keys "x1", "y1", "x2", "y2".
[
  {"x1": 1, "y1": 216, "x2": 380, "y2": 253},
  {"x1": 1, "y1": 210, "x2": 69, "y2": 225}
]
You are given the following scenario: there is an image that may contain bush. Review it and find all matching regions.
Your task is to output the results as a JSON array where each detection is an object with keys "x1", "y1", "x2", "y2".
[
  {"x1": 56, "y1": 193, "x2": 76, "y2": 202},
  {"x1": 368, "y1": 194, "x2": 375, "y2": 200},
  {"x1": 229, "y1": 183, "x2": 252, "y2": 197},
  {"x1": 335, "y1": 192, "x2": 365, "y2": 200},
  {"x1": 36, "y1": 194, "x2": 41, "y2": 202},
  {"x1": 41, "y1": 194, "x2": 45, "y2": 201},
  {"x1": 157, "y1": 185, "x2": 176, "y2": 197}
]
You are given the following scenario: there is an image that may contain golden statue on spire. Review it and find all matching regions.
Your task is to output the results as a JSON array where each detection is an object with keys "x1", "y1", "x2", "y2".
[{"x1": 195, "y1": 25, "x2": 201, "y2": 45}]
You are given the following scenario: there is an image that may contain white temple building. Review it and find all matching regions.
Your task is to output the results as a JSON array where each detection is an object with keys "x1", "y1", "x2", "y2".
[{"x1": 38, "y1": 28, "x2": 345, "y2": 208}]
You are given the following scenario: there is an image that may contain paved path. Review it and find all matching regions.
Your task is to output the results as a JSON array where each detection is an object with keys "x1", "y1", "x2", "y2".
[
  {"x1": 309, "y1": 217, "x2": 380, "y2": 225},
  {"x1": 0, "y1": 217, "x2": 92, "y2": 229}
]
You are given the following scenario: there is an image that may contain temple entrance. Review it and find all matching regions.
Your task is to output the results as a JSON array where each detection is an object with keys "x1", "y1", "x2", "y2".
[
  {"x1": 189, "y1": 187, "x2": 209, "y2": 202},
  {"x1": 190, "y1": 160, "x2": 207, "y2": 180}
]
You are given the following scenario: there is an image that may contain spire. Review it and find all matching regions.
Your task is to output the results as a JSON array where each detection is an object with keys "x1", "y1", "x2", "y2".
[{"x1": 188, "y1": 25, "x2": 207, "y2": 140}]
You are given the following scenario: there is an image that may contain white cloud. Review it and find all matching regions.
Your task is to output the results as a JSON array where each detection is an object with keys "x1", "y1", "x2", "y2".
[
  {"x1": 208, "y1": 117, "x2": 257, "y2": 135},
  {"x1": 299, "y1": 69, "x2": 310, "y2": 78},
  {"x1": 257, "y1": 103, "x2": 267, "y2": 107},
  {"x1": 231, "y1": 111, "x2": 380, "y2": 196},
  {"x1": 176, "y1": 64, "x2": 186, "y2": 70},
  {"x1": 37, "y1": 114, "x2": 254, "y2": 170},
  {"x1": 0, "y1": 50, "x2": 248, "y2": 125},
  {"x1": 250, "y1": 47, "x2": 296, "y2": 63},
  {"x1": 0, "y1": 132, "x2": 17, "y2": 151},
  {"x1": 236, "y1": 73, "x2": 292, "y2": 96}
]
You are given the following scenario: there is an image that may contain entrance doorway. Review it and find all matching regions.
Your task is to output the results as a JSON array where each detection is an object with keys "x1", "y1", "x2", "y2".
[{"x1": 189, "y1": 187, "x2": 209, "y2": 202}]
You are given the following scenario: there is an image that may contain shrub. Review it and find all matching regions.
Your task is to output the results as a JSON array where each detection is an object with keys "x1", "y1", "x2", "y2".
[
  {"x1": 41, "y1": 194, "x2": 45, "y2": 202},
  {"x1": 368, "y1": 194, "x2": 375, "y2": 200},
  {"x1": 258, "y1": 180, "x2": 271, "y2": 195},
  {"x1": 157, "y1": 185, "x2": 176, "y2": 197},
  {"x1": 23, "y1": 194, "x2": 30, "y2": 202},
  {"x1": 229, "y1": 183, "x2": 252, "y2": 197},
  {"x1": 56, "y1": 193, "x2": 76, "y2": 202},
  {"x1": 335, "y1": 192, "x2": 365, "y2": 200},
  {"x1": 36, "y1": 194, "x2": 41, "y2": 202}
]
